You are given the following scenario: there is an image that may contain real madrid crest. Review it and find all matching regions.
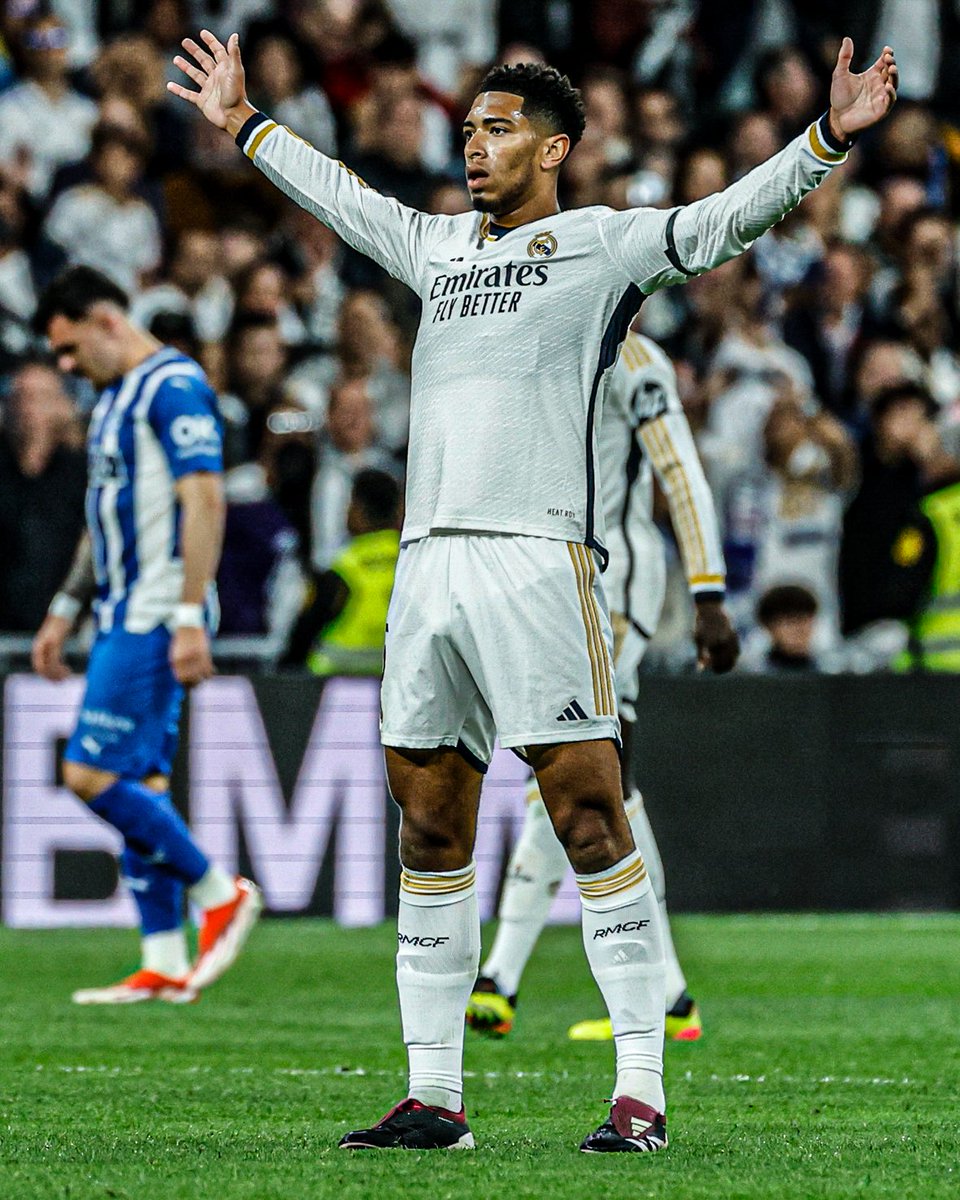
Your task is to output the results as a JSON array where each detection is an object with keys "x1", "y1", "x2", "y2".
[{"x1": 527, "y1": 231, "x2": 558, "y2": 259}]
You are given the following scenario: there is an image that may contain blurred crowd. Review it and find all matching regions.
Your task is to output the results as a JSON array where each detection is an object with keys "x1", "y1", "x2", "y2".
[{"x1": 1, "y1": 0, "x2": 960, "y2": 673}]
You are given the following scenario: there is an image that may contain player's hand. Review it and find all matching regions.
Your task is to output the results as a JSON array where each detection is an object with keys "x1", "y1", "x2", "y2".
[
  {"x1": 168, "y1": 30, "x2": 253, "y2": 133},
  {"x1": 171, "y1": 626, "x2": 214, "y2": 687},
  {"x1": 31, "y1": 615, "x2": 72, "y2": 681},
  {"x1": 828, "y1": 39, "x2": 898, "y2": 139},
  {"x1": 694, "y1": 599, "x2": 740, "y2": 675}
]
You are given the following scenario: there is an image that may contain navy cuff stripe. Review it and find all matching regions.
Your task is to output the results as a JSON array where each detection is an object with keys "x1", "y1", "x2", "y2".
[
  {"x1": 235, "y1": 110, "x2": 269, "y2": 150},
  {"x1": 664, "y1": 209, "x2": 695, "y2": 277},
  {"x1": 817, "y1": 111, "x2": 855, "y2": 152},
  {"x1": 694, "y1": 589, "x2": 726, "y2": 605}
]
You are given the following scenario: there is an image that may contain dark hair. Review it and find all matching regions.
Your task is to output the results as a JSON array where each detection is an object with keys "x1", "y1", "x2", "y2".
[
  {"x1": 90, "y1": 121, "x2": 151, "y2": 163},
  {"x1": 352, "y1": 468, "x2": 400, "y2": 527},
  {"x1": 148, "y1": 310, "x2": 198, "y2": 358},
  {"x1": 33, "y1": 266, "x2": 130, "y2": 334},
  {"x1": 757, "y1": 584, "x2": 819, "y2": 626},
  {"x1": 871, "y1": 381, "x2": 938, "y2": 422},
  {"x1": 477, "y1": 62, "x2": 586, "y2": 147}
]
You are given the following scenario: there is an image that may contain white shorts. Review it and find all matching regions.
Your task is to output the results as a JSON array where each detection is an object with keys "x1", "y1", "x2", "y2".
[
  {"x1": 611, "y1": 613, "x2": 649, "y2": 724},
  {"x1": 380, "y1": 534, "x2": 620, "y2": 768}
]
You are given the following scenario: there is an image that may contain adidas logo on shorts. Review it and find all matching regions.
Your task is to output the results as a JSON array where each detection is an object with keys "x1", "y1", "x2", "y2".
[{"x1": 556, "y1": 699, "x2": 589, "y2": 722}]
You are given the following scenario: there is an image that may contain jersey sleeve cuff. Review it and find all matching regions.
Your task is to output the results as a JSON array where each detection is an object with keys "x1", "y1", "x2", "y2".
[
  {"x1": 805, "y1": 113, "x2": 853, "y2": 165},
  {"x1": 691, "y1": 578, "x2": 726, "y2": 603},
  {"x1": 235, "y1": 111, "x2": 279, "y2": 159}
]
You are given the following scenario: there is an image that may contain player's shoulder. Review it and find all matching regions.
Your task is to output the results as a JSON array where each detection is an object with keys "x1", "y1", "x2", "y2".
[{"x1": 144, "y1": 350, "x2": 217, "y2": 411}]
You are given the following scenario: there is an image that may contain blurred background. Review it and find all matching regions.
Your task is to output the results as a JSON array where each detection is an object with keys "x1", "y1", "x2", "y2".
[
  {"x1": 2, "y1": 1, "x2": 960, "y2": 923},
  {"x1": 1, "y1": 0, "x2": 959, "y2": 675}
]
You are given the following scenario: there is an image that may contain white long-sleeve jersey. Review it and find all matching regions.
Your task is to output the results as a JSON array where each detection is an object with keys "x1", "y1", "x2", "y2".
[
  {"x1": 599, "y1": 331, "x2": 724, "y2": 635},
  {"x1": 236, "y1": 111, "x2": 848, "y2": 561}
]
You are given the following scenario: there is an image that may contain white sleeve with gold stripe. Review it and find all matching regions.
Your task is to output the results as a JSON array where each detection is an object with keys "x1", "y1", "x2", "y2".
[
  {"x1": 599, "y1": 112, "x2": 850, "y2": 293},
  {"x1": 234, "y1": 111, "x2": 454, "y2": 294},
  {"x1": 630, "y1": 354, "x2": 726, "y2": 600}
]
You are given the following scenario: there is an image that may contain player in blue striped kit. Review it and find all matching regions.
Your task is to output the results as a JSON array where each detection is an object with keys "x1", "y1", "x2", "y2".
[{"x1": 31, "y1": 267, "x2": 261, "y2": 1004}]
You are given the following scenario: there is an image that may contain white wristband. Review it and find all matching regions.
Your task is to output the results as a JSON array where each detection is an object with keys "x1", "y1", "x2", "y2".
[
  {"x1": 174, "y1": 603, "x2": 205, "y2": 629},
  {"x1": 48, "y1": 592, "x2": 82, "y2": 622}
]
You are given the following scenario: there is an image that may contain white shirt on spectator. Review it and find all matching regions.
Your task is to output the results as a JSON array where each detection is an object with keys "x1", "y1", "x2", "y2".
[
  {"x1": 385, "y1": 0, "x2": 497, "y2": 94},
  {"x1": 311, "y1": 441, "x2": 399, "y2": 571},
  {"x1": 44, "y1": 185, "x2": 162, "y2": 294},
  {"x1": 0, "y1": 81, "x2": 97, "y2": 198},
  {"x1": 131, "y1": 276, "x2": 234, "y2": 343}
]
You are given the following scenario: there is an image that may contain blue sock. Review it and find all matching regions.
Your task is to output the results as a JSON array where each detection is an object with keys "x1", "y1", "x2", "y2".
[
  {"x1": 121, "y1": 832, "x2": 185, "y2": 936},
  {"x1": 88, "y1": 779, "x2": 209, "y2": 886}
]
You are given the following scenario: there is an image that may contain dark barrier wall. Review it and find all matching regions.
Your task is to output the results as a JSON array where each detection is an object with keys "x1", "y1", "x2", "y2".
[{"x1": 3, "y1": 673, "x2": 959, "y2": 926}]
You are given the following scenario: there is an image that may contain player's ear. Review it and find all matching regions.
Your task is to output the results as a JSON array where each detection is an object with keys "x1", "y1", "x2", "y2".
[{"x1": 541, "y1": 133, "x2": 570, "y2": 171}]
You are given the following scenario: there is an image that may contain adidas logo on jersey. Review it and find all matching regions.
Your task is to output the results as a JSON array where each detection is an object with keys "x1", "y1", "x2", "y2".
[{"x1": 556, "y1": 699, "x2": 589, "y2": 722}]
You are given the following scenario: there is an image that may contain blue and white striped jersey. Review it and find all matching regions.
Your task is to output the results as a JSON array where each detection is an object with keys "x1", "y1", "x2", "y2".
[{"x1": 85, "y1": 346, "x2": 223, "y2": 633}]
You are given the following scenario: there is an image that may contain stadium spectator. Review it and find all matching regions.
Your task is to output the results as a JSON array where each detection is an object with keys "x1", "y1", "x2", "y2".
[
  {"x1": 131, "y1": 226, "x2": 233, "y2": 349},
  {"x1": 282, "y1": 467, "x2": 400, "y2": 674},
  {"x1": 310, "y1": 377, "x2": 398, "y2": 570},
  {"x1": 0, "y1": 13, "x2": 97, "y2": 200},
  {"x1": 0, "y1": 361, "x2": 86, "y2": 631},
  {"x1": 740, "y1": 583, "x2": 823, "y2": 673},
  {"x1": 42, "y1": 124, "x2": 162, "y2": 295},
  {"x1": 246, "y1": 35, "x2": 337, "y2": 158},
  {"x1": 218, "y1": 399, "x2": 312, "y2": 643},
  {"x1": 840, "y1": 382, "x2": 957, "y2": 637},
  {"x1": 722, "y1": 391, "x2": 857, "y2": 645}
]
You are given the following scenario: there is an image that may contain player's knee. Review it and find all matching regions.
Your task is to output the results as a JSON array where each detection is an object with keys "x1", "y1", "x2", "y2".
[
  {"x1": 398, "y1": 803, "x2": 473, "y2": 872},
  {"x1": 552, "y1": 797, "x2": 631, "y2": 875},
  {"x1": 62, "y1": 761, "x2": 117, "y2": 803}
]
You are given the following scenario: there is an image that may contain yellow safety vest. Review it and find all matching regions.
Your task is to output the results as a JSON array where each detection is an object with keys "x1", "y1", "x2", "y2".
[
  {"x1": 308, "y1": 528, "x2": 400, "y2": 677},
  {"x1": 895, "y1": 480, "x2": 960, "y2": 672}
]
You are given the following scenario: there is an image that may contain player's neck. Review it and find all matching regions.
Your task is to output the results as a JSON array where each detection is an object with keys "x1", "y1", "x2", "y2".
[
  {"x1": 119, "y1": 330, "x2": 166, "y2": 376},
  {"x1": 489, "y1": 189, "x2": 560, "y2": 230}
]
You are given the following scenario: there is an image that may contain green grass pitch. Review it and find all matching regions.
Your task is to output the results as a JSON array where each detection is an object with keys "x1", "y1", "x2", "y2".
[{"x1": 1, "y1": 915, "x2": 959, "y2": 1199}]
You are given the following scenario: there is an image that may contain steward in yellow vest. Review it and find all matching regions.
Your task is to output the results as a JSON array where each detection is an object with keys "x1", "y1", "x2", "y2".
[
  {"x1": 893, "y1": 470, "x2": 960, "y2": 672},
  {"x1": 281, "y1": 469, "x2": 400, "y2": 675}
]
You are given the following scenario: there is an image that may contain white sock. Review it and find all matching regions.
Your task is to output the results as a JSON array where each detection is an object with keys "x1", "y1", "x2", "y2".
[
  {"x1": 481, "y1": 779, "x2": 569, "y2": 997},
  {"x1": 187, "y1": 865, "x2": 237, "y2": 910},
  {"x1": 577, "y1": 848, "x2": 666, "y2": 1112},
  {"x1": 142, "y1": 928, "x2": 190, "y2": 978},
  {"x1": 398, "y1": 861, "x2": 480, "y2": 1113},
  {"x1": 625, "y1": 789, "x2": 688, "y2": 1009}
]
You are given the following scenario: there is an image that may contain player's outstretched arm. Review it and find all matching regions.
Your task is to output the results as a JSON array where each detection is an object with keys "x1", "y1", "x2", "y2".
[
  {"x1": 168, "y1": 29, "x2": 443, "y2": 293},
  {"x1": 32, "y1": 531, "x2": 95, "y2": 681},
  {"x1": 604, "y1": 41, "x2": 897, "y2": 292}
]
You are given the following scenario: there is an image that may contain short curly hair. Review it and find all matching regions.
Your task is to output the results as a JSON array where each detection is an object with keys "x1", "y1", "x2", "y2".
[{"x1": 478, "y1": 62, "x2": 586, "y2": 148}]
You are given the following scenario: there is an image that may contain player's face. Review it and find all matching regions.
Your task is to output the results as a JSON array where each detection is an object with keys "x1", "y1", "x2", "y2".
[
  {"x1": 47, "y1": 312, "x2": 124, "y2": 388},
  {"x1": 462, "y1": 92, "x2": 544, "y2": 215}
]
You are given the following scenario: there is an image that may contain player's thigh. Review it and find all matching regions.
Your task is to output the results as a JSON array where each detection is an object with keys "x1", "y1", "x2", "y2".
[
  {"x1": 459, "y1": 537, "x2": 619, "y2": 751},
  {"x1": 64, "y1": 626, "x2": 183, "y2": 780},
  {"x1": 381, "y1": 538, "x2": 495, "y2": 768}
]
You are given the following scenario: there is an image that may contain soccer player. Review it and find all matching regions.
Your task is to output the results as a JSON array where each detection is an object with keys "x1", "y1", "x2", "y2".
[
  {"x1": 170, "y1": 30, "x2": 896, "y2": 1151},
  {"x1": 466, "y1": 330, "x2": 736, "y2": 1043},
  {"x1": 31, "y1": 266, "x2": 262, "y2": 1005}
]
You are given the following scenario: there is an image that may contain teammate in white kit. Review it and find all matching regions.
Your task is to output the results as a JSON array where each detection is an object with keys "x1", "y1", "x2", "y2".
[
  {"x1": 467, "y1": 330, "x2": 736, "y2": 1043},
  {"x1": 172, "y1": 29, "x2": 897, "y2": 1153}
]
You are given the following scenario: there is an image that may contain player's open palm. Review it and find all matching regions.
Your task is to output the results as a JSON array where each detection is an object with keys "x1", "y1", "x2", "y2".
[
  {"x1": 829, "y1": 38, "x2": 898, "y2": 137},
  {"x1": 168, "y1": 30, "x2": 246, "y2": 129}
]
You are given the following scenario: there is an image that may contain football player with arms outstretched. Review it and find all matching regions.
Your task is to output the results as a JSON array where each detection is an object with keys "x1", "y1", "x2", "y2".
[{"x1": 171, "y1": 30, "x2": 896, "y2": 1152}]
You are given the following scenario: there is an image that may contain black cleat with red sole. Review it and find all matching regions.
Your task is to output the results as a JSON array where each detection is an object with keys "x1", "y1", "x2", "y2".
[
  {"x1": 338, "y1": 1098, "x2": 475, "y2": 1150},
  {"x1": 579, "y1": 1096, "x2": 668, "y2": 1153}
]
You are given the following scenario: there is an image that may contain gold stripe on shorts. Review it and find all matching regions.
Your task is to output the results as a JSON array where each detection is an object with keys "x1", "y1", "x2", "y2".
[
  {"x1": 568, "y1": 543, "x2": 605, "y2": 715},
  {"x1": 577, "y1": 543, "x2": 615, "y2": 716}
]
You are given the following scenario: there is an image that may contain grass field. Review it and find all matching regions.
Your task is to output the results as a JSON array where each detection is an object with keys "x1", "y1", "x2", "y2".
[{"x1": 1, "y1": 915, "x2": 959, "y2": 1199}]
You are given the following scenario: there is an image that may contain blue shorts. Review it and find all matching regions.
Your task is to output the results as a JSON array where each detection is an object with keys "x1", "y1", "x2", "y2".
[{"x1": 64, "y1": 626, "x2": 183, "y2": 780}]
